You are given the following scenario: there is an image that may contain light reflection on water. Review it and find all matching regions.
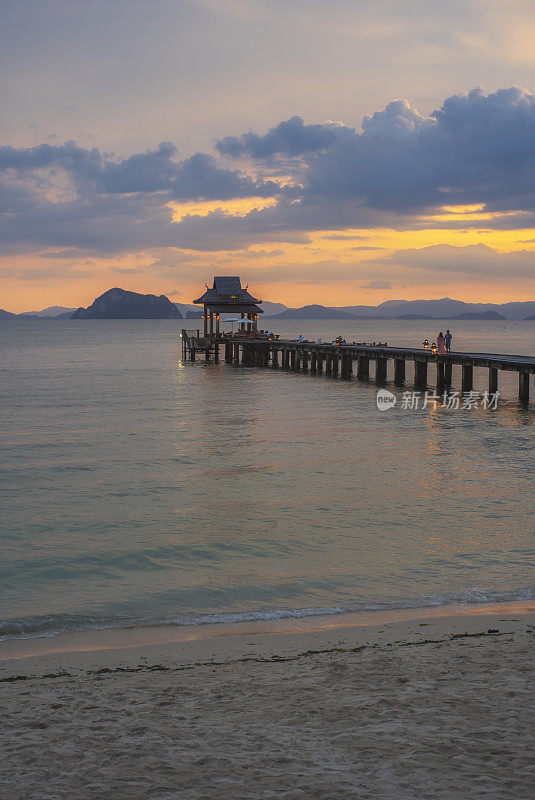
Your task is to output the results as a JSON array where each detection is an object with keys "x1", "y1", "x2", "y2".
[{"x1": 0, "y1": 318, "x2": 534, "y2": 641}]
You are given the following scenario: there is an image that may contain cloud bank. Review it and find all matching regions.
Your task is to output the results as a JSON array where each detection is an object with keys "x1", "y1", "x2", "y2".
[{"x1": 2, "y1": 87, "x2": 535, "y2": 259}]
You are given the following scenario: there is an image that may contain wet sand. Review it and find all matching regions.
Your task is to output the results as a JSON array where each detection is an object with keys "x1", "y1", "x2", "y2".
[{"x1": 1, "y1": 603, "x2": 533, "y2": 799}]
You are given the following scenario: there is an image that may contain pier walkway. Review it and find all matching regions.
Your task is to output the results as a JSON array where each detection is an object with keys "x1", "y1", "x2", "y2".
[{"x1": 181, "y1": 331, "x2": 535, "y2": 402}]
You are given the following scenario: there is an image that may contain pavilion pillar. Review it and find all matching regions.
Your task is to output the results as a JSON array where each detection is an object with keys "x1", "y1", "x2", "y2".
[
  {"x1": 209, "y1": 311, "x2": 214, "y2": 336},
  {"x1": 489, "y1": 367, "x2": 498, "y2": 395},
  {"x1": 394, "y1": 359, "x2": 405, "y2": 384},
  {"x1": 215, "y1": 314, "x2": 220, "y2": 337},
  {"x1": 461, "y1": 364, "x2": 473, "y2": 393},
  {"x1": 519, "y1": 371, "x2": 530, "y2": 402},
  {"x1": 414, "y1": 360, "x2": 427, "y2": 389},
  {"x1": 357, "y1": 356, "x2": 369, "y2": 380},
  {"x1": 203, "y1": 308, "x2": 208, "y2": 336}
]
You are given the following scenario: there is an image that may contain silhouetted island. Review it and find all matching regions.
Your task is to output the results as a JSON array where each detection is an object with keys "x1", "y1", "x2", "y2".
[
  {"x1": 72, "y1": 288, "x2": 181, "y2": 319},
  {"x1": 452, "y1": 310, "x2": 506, "y2": 320}
]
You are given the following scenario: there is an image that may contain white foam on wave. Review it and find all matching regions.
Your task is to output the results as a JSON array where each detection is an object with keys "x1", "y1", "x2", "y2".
[{"x1": 1, "y1": 586, "x2": 533, "y2": 643}]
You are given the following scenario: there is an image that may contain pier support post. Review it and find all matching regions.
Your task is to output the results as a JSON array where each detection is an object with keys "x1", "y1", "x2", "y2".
[
  {"x1": 489, "y1": 367, "x2": 498, "y2": 394},
  {"x1": 225, "y1": 342, "x2": 232, "y2": 363},
  {"x1": 242, "y1": 344, "x2": 253, "y2": 366},
  {"x1": 436, "y1": 361, "x2": 445, "y2": 393},
  {"x1": 341, "y1": 354, "x2": 352, "y2": 379},
  {"x1": 205, "y1": 348, "x2": 210, "y2": 362},
  {"x1": 282, "y1": 349, "x2": 290, "y2": 369},
  {"x1": 316, "y1": 354, "x2": 324, "y2": 374},
  {"x1": 357, "y1": 356, "x2": 369, "y2": 380},
  {"x1": 414, "y1": 360, "x2": 427, "y2": 389},
  {"x1": 394, "y1": 359, "x2": 405, "y2": 384},
  {"x1": 461, "y1": 364, "x2": 473, "y2": 393},
  {"x1": 190, "y1": 349, "x2": 196, "y2": 362},
  {"x1": 519, "y1": 371, "x2": 530, "y2": 402},
  {"x1": 301, "y1": 351, "x2": 309, "y2": 372},
  {"x1": 444, "y1": 362, "x2": 452, "y2": 387},
  {"x1": 290, "y1": 349, "x2": 297, "y2": 370},
  {"x1": 331, "y1": 352, "x2": 339, "y2": 376},
  {"x1": 310, "y1": 351, "x2": 317, "y2": 373},
  {"x1": 325, "y1": 354, "x2": 332, "y2": 376},
  {"x1": 375, "y1": 357, "x2": 387, "y2": 384},
  {"x1": 272, "y1": 348, "x2": 279, "y2": 368}
]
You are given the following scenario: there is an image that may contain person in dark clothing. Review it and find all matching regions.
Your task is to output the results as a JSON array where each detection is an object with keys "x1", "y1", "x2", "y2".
[{"x1": 445, "y1": 330, "x2": 453, "y2": 352}]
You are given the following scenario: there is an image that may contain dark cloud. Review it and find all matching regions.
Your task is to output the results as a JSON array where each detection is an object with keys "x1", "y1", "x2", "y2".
[
  {"x1": 216, "y1": 116, "x2": 353, "y2": 160},
  {"x1": 303, "y1": 88, "x2": 535, "y2": 214},
  {"x1": 0, "y1": 140, "x2": 280, "y2": 202},
  {"x1": 217, "y1": 87, "x2": 535, "y2": 219},
  {"x1": 3, "y1": 87, "x2": 535, "y2": 258},
  {"x1": 100, "y1": 146, "x2": 279, "y2": 199}
]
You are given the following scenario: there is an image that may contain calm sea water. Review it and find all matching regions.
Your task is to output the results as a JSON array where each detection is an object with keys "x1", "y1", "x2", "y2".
[{"x1": 1, "y1": 318, "x2": 534, "y2": 641}]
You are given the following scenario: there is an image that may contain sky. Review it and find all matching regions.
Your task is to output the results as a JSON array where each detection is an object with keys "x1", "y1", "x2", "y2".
[{"x1": 2, "y1": 0, "x2": 535, "y2": 311}]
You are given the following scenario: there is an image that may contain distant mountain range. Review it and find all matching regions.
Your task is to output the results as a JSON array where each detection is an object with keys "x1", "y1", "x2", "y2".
[
  {"x1": 266, "y1": 298, "x2": 535, "y2": 320},
  {"x1": 3, "y1": 294, "x2": 535, "y2": 320},
  {"x1": 269, "y1": 304, "x2": 365, "y2": 320}
]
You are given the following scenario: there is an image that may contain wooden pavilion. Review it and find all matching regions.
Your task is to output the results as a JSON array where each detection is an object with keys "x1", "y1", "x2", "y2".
[{"x1": 193, "y1": 277, "x2": 263, "y2": 336}]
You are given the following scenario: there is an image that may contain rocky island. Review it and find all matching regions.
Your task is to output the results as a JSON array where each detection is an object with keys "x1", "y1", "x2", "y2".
[{"x1": 72, "y1": 288, "x2": 181, "y2": 319}]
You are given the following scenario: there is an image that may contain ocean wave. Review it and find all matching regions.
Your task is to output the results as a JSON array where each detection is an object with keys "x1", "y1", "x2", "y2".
[{"x1": 1, "y1": 585, "x2": 533, "y2": 643}]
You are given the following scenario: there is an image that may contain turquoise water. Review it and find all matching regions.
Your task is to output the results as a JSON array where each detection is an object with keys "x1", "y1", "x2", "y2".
[{"x1": 1, "y1": 319, "x2": 534, "y2": 641}]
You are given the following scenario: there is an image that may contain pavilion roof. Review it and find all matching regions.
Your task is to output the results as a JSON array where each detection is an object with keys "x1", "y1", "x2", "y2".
[{"x1": 194, "y1": 276, "x2": 261, "y2": 306}]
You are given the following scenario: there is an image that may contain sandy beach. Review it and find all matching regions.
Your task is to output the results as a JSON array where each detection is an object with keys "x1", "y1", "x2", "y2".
[{"x1": 1, "y1": 603, "x2": 533, "y2": 800}]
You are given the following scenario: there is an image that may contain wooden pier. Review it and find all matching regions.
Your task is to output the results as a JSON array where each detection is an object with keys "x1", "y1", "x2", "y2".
[{"x1": 181, "y1": 332, "x2": 535, "y2": 402}]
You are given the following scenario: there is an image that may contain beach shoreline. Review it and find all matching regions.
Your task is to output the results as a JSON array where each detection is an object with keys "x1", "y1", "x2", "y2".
[
  {"x1": 1, "y1": 599, "x2": 532, "y2": 678},
  {"x1": 1, "y1": 603, "x2": 533, "y2": 799}
]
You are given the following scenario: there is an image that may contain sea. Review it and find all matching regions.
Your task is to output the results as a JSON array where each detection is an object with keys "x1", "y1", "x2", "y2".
[{"x1": 1, "y1": 318, "x2": 534, "y2": 644}]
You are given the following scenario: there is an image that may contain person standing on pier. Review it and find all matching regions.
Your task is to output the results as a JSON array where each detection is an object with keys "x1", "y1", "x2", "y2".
[
  {"x1": 437, "y1": 332, "x2": 446, "y2": 354},
  {"x1": 445, "y1": 330, "x2": 453, "y2": 352}
]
